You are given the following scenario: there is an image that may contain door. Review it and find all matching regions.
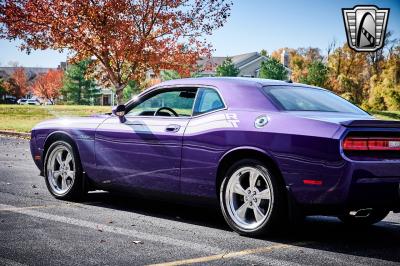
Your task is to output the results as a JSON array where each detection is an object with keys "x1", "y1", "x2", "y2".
[{"x1": 95, "y1": 87, "x2": 197, "y2": 193}]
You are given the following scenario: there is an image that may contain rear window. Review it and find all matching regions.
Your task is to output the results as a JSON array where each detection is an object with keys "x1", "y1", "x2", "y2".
[{"x1": 262, "y1": 86, "x2": 367, "y2": 114}]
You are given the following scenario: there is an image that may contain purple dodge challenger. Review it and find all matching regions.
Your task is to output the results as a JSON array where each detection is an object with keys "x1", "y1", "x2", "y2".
[{"x1": 30, "y1": 77, "x2": 400, "y2": 236}]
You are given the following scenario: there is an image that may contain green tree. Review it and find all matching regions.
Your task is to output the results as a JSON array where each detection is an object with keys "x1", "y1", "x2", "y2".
[
  {"x1": 259, "y1": 57, "x2": 288, "y2": 80},
  {"x1": 260, "y1": 49, "x2": 268, "y2": 56},
  {"x1": 300, "y1": 61, "x2": 328, "y2": 87},
  {"x1": 216, "y1": 57, "x2": 240, "y2": 77},
  {"x1": 123, "y1": 80, "x2": 141, "y2": 102},
  {"x1": 161, "y1": 70, "x2": 181, "y2": 81},
  {"x1": 62, "y1": 60, "x2": 99, "y2": 105}
]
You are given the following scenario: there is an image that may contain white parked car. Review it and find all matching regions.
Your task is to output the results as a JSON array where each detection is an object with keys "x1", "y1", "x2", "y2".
[
  {"x1": 17, "y1": 99, "x2": 28, "y2": 105},
  {"x1": 26, "y1": 99, "x2": 41, "y2": 105}
]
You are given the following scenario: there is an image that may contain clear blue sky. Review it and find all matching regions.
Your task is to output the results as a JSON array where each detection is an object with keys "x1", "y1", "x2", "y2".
[{"x1": 0, "y1": 0, "x2": 399, "y2": 67}]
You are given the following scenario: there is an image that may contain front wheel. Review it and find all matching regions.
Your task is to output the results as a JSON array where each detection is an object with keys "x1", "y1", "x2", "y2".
[
  {"x1": 219, "y1": 159, "x2": 287, "y2": 236},
  {"x1": 44, "y1": 140, "x2": 85, "y2": 200}
]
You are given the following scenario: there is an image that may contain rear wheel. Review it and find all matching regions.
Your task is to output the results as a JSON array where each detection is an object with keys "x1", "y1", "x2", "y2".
[
  {"x1": 338, "y1": 209, "x2": 389, "y2": 226},
  {"x1": 44, "y1": 140, "x2": 85, "y2": 200},
  {"x1": 219, "y1": 159, "x2": 287, "y2": 236}
]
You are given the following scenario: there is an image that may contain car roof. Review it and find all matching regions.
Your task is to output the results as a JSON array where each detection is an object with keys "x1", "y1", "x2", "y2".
[
  {"x1": 159, "y1": 77, "x2": 291, "y2": 88},
  {"x1": 153, "y1": 77, "x2": 315, "y2": 111}
]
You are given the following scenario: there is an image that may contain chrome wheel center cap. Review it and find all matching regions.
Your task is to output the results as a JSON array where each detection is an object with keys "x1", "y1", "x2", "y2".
[
  {"x1": 244, "y1": 189, "x2": 259, "y2": 206},
  {"x1": 249, "y1": 194, "x2": 254, "y2": 201}
]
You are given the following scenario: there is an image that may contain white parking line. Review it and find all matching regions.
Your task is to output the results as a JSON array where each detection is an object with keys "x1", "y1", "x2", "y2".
[
  {"x1": 0, "y1": 257, "x2": 28, "y2": 266},
  {"x1": 0, "y1": 203, "x2": 219, "y2": 253},
  {"x1": 0, "y1": 203, "x2": 299, "y2": 265},
  {"x1": 0, "y1": 204, "x2": 72, "y2": 211}
]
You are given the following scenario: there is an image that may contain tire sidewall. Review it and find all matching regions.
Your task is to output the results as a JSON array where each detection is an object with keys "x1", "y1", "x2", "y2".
[
  {"x1": 219, "y1": 159, "x2": 287, "y2": 236},
  {"x1": 44, "y1": 140, "x2": 83, "y2": 200}
]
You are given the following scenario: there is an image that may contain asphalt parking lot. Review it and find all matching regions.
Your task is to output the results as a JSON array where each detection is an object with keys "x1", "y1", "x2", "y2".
[{"x1": 0, "y1": 136, "x2": 399, "y2": 266}]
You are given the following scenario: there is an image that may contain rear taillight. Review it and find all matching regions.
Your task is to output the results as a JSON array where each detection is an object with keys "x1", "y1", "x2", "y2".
[{"x1": 343, "y1": 137, "x2": 400, "y2": 151}]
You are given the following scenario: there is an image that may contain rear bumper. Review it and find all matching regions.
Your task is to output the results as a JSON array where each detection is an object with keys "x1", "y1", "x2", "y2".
[
  {"x1": 291, "y1": 160, "x2": 400, "y2": 214},
  {"x1": 347, "y1": 181, "x2": 400, "y2": 209},
  {"x1": 344, "y1": 161, "x2": 400, "y2": 209}
]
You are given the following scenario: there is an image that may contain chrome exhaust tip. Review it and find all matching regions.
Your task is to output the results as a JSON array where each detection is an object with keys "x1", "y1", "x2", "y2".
[{"x1": 349, "y1": 208, "x2": 373, "y2": 218}]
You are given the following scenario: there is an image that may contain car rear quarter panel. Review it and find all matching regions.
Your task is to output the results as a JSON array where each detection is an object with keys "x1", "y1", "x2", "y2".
[{"x1": 181, "y1": 109, "x2": 345, "y2": 205}]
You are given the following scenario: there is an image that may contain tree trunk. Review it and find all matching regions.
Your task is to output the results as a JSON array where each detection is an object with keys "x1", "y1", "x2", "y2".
[
  {"x1": 115, "y1": 84, "x2": 127, "y2": 105},
  {"x1": 78, "y1": 79, "x2": 82, "y2": 104}
]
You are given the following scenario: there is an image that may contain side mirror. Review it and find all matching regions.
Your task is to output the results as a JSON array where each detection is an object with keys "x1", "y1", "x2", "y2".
[{"x1": 112, "y1": 104, "x2": 126, "y2": 123}]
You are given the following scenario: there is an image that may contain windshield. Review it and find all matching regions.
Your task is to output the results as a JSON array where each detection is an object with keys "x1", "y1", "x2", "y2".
[{"x1": 262, "y1": 86, "x2": 367, "y2": 114}]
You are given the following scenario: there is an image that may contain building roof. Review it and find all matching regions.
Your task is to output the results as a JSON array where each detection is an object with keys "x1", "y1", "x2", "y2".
[
  {"x1": 197, "y1": 52, "x2": 263, "y2": 71},
  {"x1": 0, "y1": 62, "x2": 66, "y2": 80},
  {"x1": 197, "y1": 52, "x2": 291, "y2": 75},
  {"x1": 0, "y1": 66, "x2": 57, "y2": 80},
  {"x1": 231, "y1": 52, "x2": 260, "y2": 68}
]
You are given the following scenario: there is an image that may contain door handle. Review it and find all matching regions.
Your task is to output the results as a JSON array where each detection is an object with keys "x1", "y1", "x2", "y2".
[{"x1": 165, "y1": 124, "x2": 181, "y2": 132}]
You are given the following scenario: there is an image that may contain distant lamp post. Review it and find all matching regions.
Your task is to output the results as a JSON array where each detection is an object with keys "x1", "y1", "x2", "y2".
[{"x1": 281, "y1": 49, "x2": 289, "y2": 68}]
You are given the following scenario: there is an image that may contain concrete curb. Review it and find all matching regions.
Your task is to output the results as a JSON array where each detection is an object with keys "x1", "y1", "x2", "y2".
[{"x1": 0, "y1": 130, "x2": 31, "y2": 139}]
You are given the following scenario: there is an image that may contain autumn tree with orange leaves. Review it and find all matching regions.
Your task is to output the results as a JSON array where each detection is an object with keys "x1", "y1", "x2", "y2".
[
  {"x1": 4, "y1": 67, "x2": 29, "y2": 98},
  {"x1": 0, "y1": 0, "x2": 232, "y2": 104},
  {"x1": 31, "y1": 70, "x2": 64, "y2": 103}
]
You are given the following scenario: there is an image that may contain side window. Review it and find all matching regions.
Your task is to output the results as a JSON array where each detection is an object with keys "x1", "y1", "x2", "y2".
[
  {"x1": 193, "y1": 88, "x2": 225, "y2": 116},
  {"x1": 126, "y1": 89, "x2": 196, "y2": 117}
]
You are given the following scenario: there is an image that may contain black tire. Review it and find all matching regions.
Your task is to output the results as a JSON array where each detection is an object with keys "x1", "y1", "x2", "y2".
[
  {"x1": 44, "y1": 140, "x2": 86, "y2": 200},
  {"x1": 219, "y1": 159, "x2": 287, "y2": 236},
  {"x1": 338, "y1": 209, "x2": 389, "y2": 226}
]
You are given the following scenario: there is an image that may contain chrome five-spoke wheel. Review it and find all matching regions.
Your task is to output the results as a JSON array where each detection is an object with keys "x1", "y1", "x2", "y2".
[
  {"x1": 44, "y1": 140, "x2": 84, "y2": 200},
  {"x1": 47, "y1": 145, "x2": 75, "y2": 195},
  {"x1": 226, "y1": 166, "x2": 273, "y2": 230},
  {"x1": 220, "y1": 159, "x2": 285, "y2": 236}
]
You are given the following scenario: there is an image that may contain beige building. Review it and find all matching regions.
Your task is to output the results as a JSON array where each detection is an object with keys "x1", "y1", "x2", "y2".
[{"x1": 196, "y1": 51, "x2": 291, "y2": 78}]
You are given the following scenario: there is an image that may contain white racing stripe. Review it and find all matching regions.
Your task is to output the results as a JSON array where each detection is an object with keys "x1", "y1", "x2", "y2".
[{"x1": 0, "y1": 203, "x2": 298, "y2": 265}]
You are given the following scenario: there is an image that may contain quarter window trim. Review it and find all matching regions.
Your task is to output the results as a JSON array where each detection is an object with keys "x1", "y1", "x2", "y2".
[{"x1": 192, "y1": 87, "x2": 226, "y2": 117}]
